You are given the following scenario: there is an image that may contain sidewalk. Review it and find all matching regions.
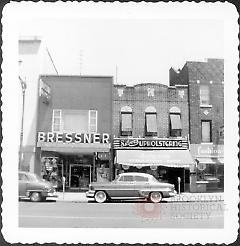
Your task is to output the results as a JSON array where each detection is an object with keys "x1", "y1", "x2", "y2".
[{"x1": 51, "y1": 191, "x2": 224, "y2": 203}]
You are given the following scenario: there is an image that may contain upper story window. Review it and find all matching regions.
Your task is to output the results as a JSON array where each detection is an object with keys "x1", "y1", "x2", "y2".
[
  {"x1": 52, "y1": 109, "x2": 97, "y2": 133},
  {"x1": 120, "y1": 106, "x2": 132, "y2": 136},
  {"x1": 145, "y1": 106, "x2": 157, "y2": 137},
  {"x1": 200, "y1": 85, "x2": 210, "y2": 105},
  {"x1": 169, "y1": 106, "x2": 182, "y2": 137},
  {"x1": 201, "y1": 120, "x2": 212, "y2": 143}
]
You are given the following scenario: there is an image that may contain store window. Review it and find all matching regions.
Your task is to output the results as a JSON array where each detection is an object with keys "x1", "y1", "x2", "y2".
[
  {"x1": 120, "y1": 106, "x2": 132, "y2": 136},
  {"x1": 200, "y1": 85, "x2": 210, "y2": 105},
  {"x1": 169, "y1": 107, "x2": 182, "y2": 137},
  {"x1": 52, "y1": 109, "x2": 97, "y2": 133},
  {"x1": 201, "y1": 120, "x2": 212, "y2": 143},
  {"x1": 145, "y1": 106, "x2": 157, "y2": 136}
]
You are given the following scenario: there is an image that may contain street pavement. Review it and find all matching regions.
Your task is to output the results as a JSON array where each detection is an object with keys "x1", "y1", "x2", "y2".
[
  {"x1": 19, "y1": 200, "x2": 224, "y2": 228},
  {"x1": 50, "y1": 191, "x2": 224, "y2": 203}
]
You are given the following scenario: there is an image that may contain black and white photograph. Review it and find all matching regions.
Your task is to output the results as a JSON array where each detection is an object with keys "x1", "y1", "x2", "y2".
[{"x1": 1, "y1": 2, "x2": 239, "y2": 244}]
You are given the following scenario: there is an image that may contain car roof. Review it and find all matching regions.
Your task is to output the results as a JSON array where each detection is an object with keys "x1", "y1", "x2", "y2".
[{"x1": 119, "y1": 172, "x2": 153, "y2": 177}]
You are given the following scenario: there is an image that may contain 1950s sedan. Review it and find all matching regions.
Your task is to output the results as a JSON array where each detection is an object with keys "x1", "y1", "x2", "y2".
[
  {"x1": 19, "y1": 171, "x2": 57, "y2": 202},
  {"x1": 86, "y1": 172, "x2": 177, "y2": 203}
]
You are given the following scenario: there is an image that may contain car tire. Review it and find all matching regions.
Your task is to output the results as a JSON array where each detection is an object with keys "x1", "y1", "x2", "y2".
[
  {"x1": 94, "y1": 191, "x2": 107, "y2": 203},
  {"x1": 30, "y1": 192, "x2": 42, "y2": 202},
  {"x1": 149, "y1": 192, "x2": 162, "y2": 203}
]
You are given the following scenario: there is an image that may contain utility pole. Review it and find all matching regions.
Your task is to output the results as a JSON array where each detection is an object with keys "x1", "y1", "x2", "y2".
[
  {"x1": 115, "y1": 65, "x2": 118, "y2": 84},
  {"x1": 80, "y1": 50, "x2": 83, "y2": 75},
  {"x1": 19, "y1": 76, "x2": 27, "y2": 170}
]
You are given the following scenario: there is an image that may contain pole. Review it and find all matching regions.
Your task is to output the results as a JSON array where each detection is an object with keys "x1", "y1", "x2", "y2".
[
  {"x1": 178, "y1": 176, "x2": 181, "y2": 195},
  {"x1": 19, "y1": 88, "x2": 25, "y2": 170}
]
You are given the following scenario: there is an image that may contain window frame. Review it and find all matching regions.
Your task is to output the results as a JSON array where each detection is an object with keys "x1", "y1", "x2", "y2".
[
  {"x1": 200, "y1": 85, "x2": 210, "y2": 106},
  {"x1": 52, "y1": 109, "x2": 62, "y2": 132},
  {"x1": 201, "y1": 120, "x2": 212, "y2": 143},
  {"x1": 120, "y1": 112, "x2": 133, "y2": 136},
  {"x1": 52, "y1": 109, "x2": 98, "y2": 133},
  {"x1": 145, "y1": 112, "x2": 157, "y2": 137},
  {"x1": 169, "y1": 113, "x2": 182, "y2": 137}
]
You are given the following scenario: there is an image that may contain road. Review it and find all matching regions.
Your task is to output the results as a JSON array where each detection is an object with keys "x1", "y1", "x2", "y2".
[{"x1": 19, "y1": 200, "x2": 224, "y2": 228}]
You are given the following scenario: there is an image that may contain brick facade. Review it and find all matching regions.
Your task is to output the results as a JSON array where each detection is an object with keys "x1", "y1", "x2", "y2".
[
  {"x1": 113, "y1": 83, "x2": 189, "y2": 138},
  {"x1": 169, "y1": 59, "x2": 224, "y2": 145}
]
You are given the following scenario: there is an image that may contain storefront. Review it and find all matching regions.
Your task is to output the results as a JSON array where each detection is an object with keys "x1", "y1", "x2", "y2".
[
  {"x1": 113, "y1": 137, "x2": 195, "y2": 192},
  {"x1": 190, "y1": 144, "x2": 224, "y2": 192},
  {"x1": 37, "y1": 132, "x2": 111, "y2": 191}
]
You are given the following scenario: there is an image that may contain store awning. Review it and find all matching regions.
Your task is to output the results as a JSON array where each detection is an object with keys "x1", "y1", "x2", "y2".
[
  {"x1": 116, "y1": 149, "x2": 194, "y2": 168},
  {"x1": 197, "y1": 157, "x2": 224, "y2": 165},
  {"x1": 38, "y1": 142, "x2": 111, "y2": 153}
]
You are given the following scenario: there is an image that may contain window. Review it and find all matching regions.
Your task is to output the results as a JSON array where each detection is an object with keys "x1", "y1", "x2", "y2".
[
  {"x1": 123, "y1": 175, "x2": 134, "y2": 182},
  {"x1": 201, "y1": 120, "x2": 212, "y2": 142},
  {"x1": 145, "y1": 106, "x2": 157, "y2": 136},
  {"x1": 120, "y1": 106, "x2": 132, "y2": 136},
  {"x1": 200, "y1": 85, "x2": 210, "y2": 105},
  {"x1": 52, "y1": 110, "x2": 61, "y2": 132},
  {"x1": 118, "y1": 175, "x2": 134, "y2": 182},
  {"x1": 52, "y1": 109, "x2": 97, "y2": 133},
  {"x1": 169, "y1": 107, "x2": 182, "y2": 137},
  {"x1": 135, "y1": 176, "x2": 148, "y2": 182}
]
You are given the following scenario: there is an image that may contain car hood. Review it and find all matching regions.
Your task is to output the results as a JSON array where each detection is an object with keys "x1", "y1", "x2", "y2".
[{"x1": 37, "y1": 180, "x2": 54, "y2": 189}]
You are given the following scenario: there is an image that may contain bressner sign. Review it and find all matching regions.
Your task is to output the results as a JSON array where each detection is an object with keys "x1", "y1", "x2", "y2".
[
  {"x1": 113, "y1": 138, "x2": 188, "y2": 149},
  {"x1": 38, "y1": 132, "x2": 110, "y2": 144}
]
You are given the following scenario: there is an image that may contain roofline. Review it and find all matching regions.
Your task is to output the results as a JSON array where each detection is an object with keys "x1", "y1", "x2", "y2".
[
  {"x1": 40, "y1": 74, "x2": 114, "y2": 79},
  {"x1": 114, "y1": 83, "x2": 168, "y2": 88}
]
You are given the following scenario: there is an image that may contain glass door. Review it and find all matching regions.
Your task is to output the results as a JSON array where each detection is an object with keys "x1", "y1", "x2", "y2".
[
  {"x1": 69, "y1": 164, "x2": 81, "y2": 188},
  {"x1": 69, "y1": 164, "x2": 91, "y2": 190},
  {"x1": 79, "y1": 165, "x2": 91, "y2": 190}
]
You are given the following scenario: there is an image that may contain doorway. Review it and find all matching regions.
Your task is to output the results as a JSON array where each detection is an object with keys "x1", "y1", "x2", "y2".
[{"x1": 69, "y1": 164, "x2": 91, "y2": 190}]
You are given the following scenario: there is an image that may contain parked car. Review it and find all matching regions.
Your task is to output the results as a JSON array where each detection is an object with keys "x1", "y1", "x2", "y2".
[
  {"x1": 86, "y1": 172, "x2": 177, "y2": 203},
  {"x1": 19, "y1": 171, "x2": 57, "y2": 202}
]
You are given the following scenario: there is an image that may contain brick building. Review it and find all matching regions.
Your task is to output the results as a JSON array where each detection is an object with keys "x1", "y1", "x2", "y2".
[
  {"x1": 36, "y1": 75, "x2": 113, "y2": 191},
  {"x1": 113, "y1": 83, "x2": 195, "y2": 192},
  {"x1": 169, "y1": 58, "x2": 224, "y2": 192}
]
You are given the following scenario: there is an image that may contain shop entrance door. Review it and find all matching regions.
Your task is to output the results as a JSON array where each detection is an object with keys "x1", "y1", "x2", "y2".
[{"x1": 69, "y1": 164, "x2": 91, "y2": 190}]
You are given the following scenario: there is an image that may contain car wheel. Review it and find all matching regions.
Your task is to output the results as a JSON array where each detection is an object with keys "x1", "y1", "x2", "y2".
[
  {"x1": 149, "y1": 192, "x2": 162, "y2": 203},
  {"x1": 94, "y1": 191, "x2": 107, "y2": 203},
  {"x1": 30, "y1": 192, "x2": 42, "y2": 202}
]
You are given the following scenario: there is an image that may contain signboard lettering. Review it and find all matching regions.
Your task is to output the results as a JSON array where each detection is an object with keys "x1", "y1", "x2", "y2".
[
  {"x1": 38, "y1": 132, "x2": 110, "y2": 144},
  {"x1": 113, "y1": 138, "x2": 188, "y2": 149}
]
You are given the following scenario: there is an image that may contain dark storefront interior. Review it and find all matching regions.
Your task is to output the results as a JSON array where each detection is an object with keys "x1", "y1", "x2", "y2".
[{"x1": 40, "y1": 152, "x2": 110, "y2": 191}]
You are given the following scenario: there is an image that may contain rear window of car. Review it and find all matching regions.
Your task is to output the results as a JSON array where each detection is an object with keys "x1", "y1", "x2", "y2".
[{"x1": 135, "y1": 176, "x2": 148, "y2": 182}]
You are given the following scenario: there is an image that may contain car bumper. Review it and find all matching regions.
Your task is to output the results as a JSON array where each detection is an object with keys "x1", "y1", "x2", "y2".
[
  {"x1": 46, "y1": 191, "x2": 58, "y2": 198},
  {"x1": 86, "y1": 190, "x2": 95, "y2": 198},
  {"x1": 169, "y1": 190, "x2": 177, "y2": 197}
]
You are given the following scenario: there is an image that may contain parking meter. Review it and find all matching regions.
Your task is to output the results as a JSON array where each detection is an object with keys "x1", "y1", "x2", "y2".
[
  {"x1": 177, "y1": 177, "x2": 181, "y2": 194},
  {"x1": 62, "y1": 176, "x2": 66, "y2": 199}
]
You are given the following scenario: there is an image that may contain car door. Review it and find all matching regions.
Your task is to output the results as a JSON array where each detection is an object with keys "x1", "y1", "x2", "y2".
[
  {"x1": 19, "y1": 173, "x2": 28, "y2": 196},
  {"x1": 134, "y1": 175, "x2": 150, "y2": 197},
  {"x1": 111, "y1": 175, "x2": 136, "y2": 198}
]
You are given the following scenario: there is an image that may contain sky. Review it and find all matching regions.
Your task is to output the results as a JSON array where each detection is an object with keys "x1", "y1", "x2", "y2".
[{"x1": 18, "y1": 10, "x2": 224, "y2": 86}]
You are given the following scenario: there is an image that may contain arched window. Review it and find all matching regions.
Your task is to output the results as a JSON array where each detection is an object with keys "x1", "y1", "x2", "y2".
[
  {"x1": 145, "y1": 106, "x2": 157, "y2": 136},
  {"x1": 120, "y1": 106, "x2": 133, "y2": 136},
  {"x1": 169, "y1": 106, "x2": 182, "y2": 137}
]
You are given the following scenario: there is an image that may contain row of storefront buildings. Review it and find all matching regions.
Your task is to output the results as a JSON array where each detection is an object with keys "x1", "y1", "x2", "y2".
[{"x1": 19, "y1": 37, "x2": 224, "y2": 193}]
